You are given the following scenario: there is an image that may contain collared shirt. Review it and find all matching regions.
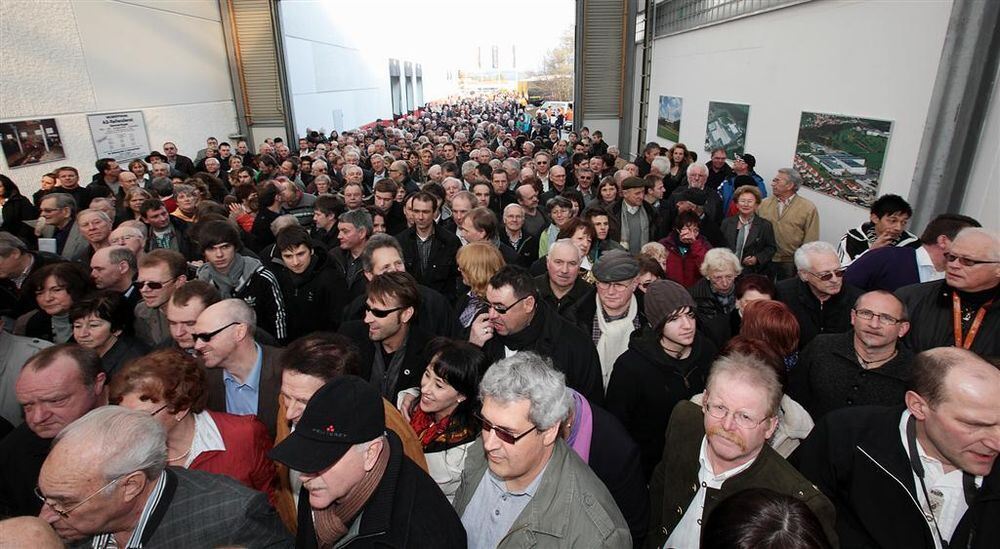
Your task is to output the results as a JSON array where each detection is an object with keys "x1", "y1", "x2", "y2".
[
  {"x1": 90, "y1": 470, "x2": 167, "y2": 549},
  {"x1": 224, "y1": 343, "x2": 263, "y2": 416},
  {"x1": 915, "y1": 246, "x2": 944, "y2": 283},
  {"x1": 776, "y1": 194, "x2": 795, "y2": 217},
  {"x1": 184, "y1": 411, "x2": 226, "y2": 467},
  {"x1": 665, "y1": 437, "x2": 756, "y2": 549},
  {"x1": 898, "y1": 411, "x2": 982, "y2": 548},
  {"x1": 12, "y1": 253, "x2": 35, "y2": 289},
  {"x1": 462, "y1": 462, "x2": 549, "y2": 549}
]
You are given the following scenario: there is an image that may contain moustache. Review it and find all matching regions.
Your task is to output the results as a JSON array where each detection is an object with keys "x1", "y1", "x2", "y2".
[{"x1": 707, "y1": 426, "x2": 747, "y2": 452}]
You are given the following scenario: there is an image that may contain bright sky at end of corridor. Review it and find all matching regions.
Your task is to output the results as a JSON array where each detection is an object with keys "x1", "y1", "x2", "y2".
[{"x1": 316, "y1": 0, "x2": 575, "y2": 72}]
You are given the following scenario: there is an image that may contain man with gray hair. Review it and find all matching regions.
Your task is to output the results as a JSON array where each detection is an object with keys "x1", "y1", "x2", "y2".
[
  {"x1": 453, "y1": 352, "x2": 630, "y2": 548},
  {"x1": 0, "y1": 232, "x2": 64, "y2": 318},
  {"x1": 759, "y1": 167, "x2": 820, "y2": 280},
  {"x1": 775, "y1": 240, "x2": 863, "y2": 348},
  {"x1": 76, "y1": 208, "x2": 113, "y2": 260},
  {"x1": 535, "y1": 238, "x2": 590, "y2": 316},
  {"x1": 647, "y1": 352, "x2": 837, "y2": 548},
  {"x1": 90, "y1": 245, "x2": 139, "y2": 311},
  {"x1": 37, "y1": 192, "x2": 89, "y2": 261},
  {"x1": 36, "y1": 406, "x2": 291, "y2": 547}
]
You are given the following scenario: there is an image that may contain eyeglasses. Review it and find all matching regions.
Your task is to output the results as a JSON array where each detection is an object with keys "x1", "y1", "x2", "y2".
[
  {"x1": 596, "y1": 280, "x2": 633, "y2": 292},
  {"x1": 365, "y1": 304, "x2": 405, "y2": 318},
  {"x1": 944, "y1": 252, "x2": 999, "y2": 267},
  {"x1": 804, "y1": 268, "x2": 846, "y2": 281},
  {"x1": 149, "y1": 404, "x2": 169, "y2": 416},
  {"x1": 475, "y1": 412, "x2": 537, "y2": 445},
  {"x1": 35, "y1": 474, "x2": 127, "y2": 519},
  {"x1": 135, "y1": 277, "x2": 177, "y2": 290},
  {"x1": 853, "y1": 308, "x2": 905, "y2": 326},
  {"x1": 487, "y1": 294, "x2": 529, "y2": 314},
  {"x1": 704, "y1": 402, "x2": 771, "y2": 429},
  {"x1": 191, "y1": 321, "x2": 239, "y2": 343}
]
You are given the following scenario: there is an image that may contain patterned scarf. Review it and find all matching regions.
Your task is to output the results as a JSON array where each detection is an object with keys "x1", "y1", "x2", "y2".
[
  {"x1": 409, "y1": 406, "x2": 476, "y2": 449},
  {"x1": 313, "y1": 442, "x2": 390, "y2": 548}
]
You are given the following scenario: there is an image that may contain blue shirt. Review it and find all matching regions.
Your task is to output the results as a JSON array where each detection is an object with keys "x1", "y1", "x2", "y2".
[
  {"x1": 462, "y1": 461, "x2": 548, "y2": 549},
  {"x1": 223, "y1": 343, "x2": 263, "y2": 416}
]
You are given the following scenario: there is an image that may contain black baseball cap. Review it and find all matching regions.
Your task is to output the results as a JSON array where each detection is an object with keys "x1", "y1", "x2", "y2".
[{"x1": 268, "y1": 375, "x2": 385, "y2": 473}]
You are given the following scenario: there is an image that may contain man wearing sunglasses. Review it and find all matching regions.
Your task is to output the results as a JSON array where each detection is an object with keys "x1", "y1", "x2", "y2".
[
  {"x1": 453, "y1": 352, "x2": 630, "y2": 548},
  {"x1": 648, "y1": 352, "x2": 836, "y2": 548},
  {"x1": 897, "y1": 227, "x2": 1000, "y2": 356},
  {"x1": 133, "y1": 249, "x2": 187, "y2": 348},
  {"x1": 775, "y1": 241, "x2": 863, "y2": 349}
]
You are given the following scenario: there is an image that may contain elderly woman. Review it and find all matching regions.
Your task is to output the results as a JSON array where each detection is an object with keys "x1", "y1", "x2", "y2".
[
  {"x1": 109, "y1": 348, "x2": 276, "y2": 503},
  {"x1": 660, "y1": 210, "x2": 713, "y2": 288},
  {"x1": 690, "y1": 248, "x2": 743, "y2": 347},
  {"x1": 720, "y1": 184, "x2": 777, "y2": 275},
  {"x1": 16, "y1": 262, "x2": 94, "y2": 343},
  {"x1": 69, "y1": 290, "x2": 148, "y2": 377},
  {"x1": 557, "y1": 217, "x2": 598, "y2": 273},
  {"x1": 455, "y1": 241, "x2": 505, "y2": 336}
]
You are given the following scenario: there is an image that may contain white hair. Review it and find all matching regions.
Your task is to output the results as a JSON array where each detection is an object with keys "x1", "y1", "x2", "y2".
[
  {"x1": 700, "y1": 247, "x2": 743, "y2": 277},
  {"x1": 794, "y1": 241, "x2": 838, "y2": 272},
  {"x1": 55, "y1": 406, "x2": 167, "y2": 481},
  {"x1": 479, "y1": 352, "x2": 572, "y2": 430},
  {"x1": 548, "y1": 238, "x2": 582, "y2": 262},
  {"x1": 953, "y1": 227, "x2": 1000, "y2": 262},
  {"x1": 686, "y1": 163, "x2": 708, "y2": 177},
  {"x1": 651, "y1": 156, "x2": 670, "y2": 175}
]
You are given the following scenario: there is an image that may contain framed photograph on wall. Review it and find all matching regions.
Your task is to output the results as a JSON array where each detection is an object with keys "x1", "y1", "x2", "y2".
[
  {"x1": 705, "y1": 101, "x2": 750, "y2": 156},
  {"x1": 794, "y1": 111, "x2": 893, "y2": 209},
  {"x1": 1, "y1": 118, "x2": 65, "y2": 168},
  {"x1": 657, "y1": 96, "x2": 683, "y2": 143}
]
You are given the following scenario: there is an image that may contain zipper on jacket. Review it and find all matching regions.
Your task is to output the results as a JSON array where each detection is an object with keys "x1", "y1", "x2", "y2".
[{"x1": 856, "y1": 445, "x2": 937, "y2": 543}]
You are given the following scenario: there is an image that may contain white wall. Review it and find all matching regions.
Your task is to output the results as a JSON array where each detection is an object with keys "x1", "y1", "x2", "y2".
[
  {"x1": 0, "y1": 0, "x2": 239, "y2": 195},
  {"x1": 279, "y1": 2, "x2": 459, "y2": 138},
  {"x1": 961, "y1": 60, "x2": 1000, "y2": 231},
  {"x1": 633, "y1": 0, "x2": 955, "y2": 243}
]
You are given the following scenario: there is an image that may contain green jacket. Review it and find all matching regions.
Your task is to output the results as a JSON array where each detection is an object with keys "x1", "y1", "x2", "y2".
[
  {"x1": 646, "y1": 401, "x2": 838, "y2": 548},
  {"x1": 453, "y1": 437, "x2": 631, "y2": 548}
]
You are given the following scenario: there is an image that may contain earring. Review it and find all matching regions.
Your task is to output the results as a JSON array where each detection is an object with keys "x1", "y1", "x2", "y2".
[{"x1": 175, "y1": 415, "x2": 182, "y2": 422}]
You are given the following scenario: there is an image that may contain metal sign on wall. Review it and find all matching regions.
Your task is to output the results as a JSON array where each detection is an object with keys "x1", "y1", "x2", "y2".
[{"x1": 87, "y1": 111, "x2": 151, "y2": 162}]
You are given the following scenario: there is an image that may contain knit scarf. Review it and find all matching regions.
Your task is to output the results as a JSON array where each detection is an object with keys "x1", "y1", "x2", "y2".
[
  {"x1": 595, "y1": 294, "x2": 638, "y2": 389},
  {"x1": 313, "y1": 443, "x2": 390, "y2": 548},
  {"x1": 199, "y1": 253, "x2": 261, "y2": 298}
]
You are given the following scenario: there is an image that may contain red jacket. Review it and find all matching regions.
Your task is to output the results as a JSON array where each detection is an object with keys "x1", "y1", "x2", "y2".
[
  {"x1": 189, "y1": 410, "x2": 277, "y2": 506},
  {"x1": 660, "y1": 232, "x2": 712, "y2": 288}
]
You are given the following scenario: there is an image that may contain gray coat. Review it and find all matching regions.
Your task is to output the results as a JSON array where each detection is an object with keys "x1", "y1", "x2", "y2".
[
  {"x1": 0, "y1": 332, "x2": 52, "y2": 426},
  {"x1": 453, "y1": 437, "x2": 631, "y2": 548},
  {"x1": 40, "y1": 221, "x2": 90, "y2": 263}
]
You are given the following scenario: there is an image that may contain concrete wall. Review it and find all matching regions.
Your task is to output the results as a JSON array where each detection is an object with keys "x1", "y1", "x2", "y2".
[
  {"x1": 0, "y1": 0, "x2": 239, "y2": 195},
  {"x1": 631, "y1": 0, "x2": 957, "y2": 243},
  {"x1": 960, "y1": 60, "x2": 1000, "y2": 231}
]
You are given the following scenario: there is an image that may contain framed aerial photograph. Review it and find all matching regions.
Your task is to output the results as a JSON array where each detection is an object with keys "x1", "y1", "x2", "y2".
[
  {"x1": 1, "y1": 118, "x2": 65, "y2": 168},
  {"x1": 793, "y1": 111, "x2": 893, "y2": 208},
  {"x1": 705, "y1": 101, "x2": 750, "y2": 156},
  {"x1": 657, "y1": 95, "x2": 683, "y2": 143}
]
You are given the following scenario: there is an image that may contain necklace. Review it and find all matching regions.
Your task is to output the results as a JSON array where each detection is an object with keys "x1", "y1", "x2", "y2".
[
  {"x1": 167, "y1": 447, "x2": 191, "y2": 463},
  {"x1": 856, "y1": 348, "x2": 897, "y2": 369}
]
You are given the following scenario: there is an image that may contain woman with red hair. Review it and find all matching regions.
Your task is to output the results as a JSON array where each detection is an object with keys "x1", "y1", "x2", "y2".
[
  {"x1": 109, "y1": 348, "x2": 276, "y2": 503},
  {"x1": 740, "y1": 299, "x2": 801, "y2": 370}
]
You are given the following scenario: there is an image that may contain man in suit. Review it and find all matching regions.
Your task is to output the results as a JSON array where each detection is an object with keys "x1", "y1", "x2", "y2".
[
  {"x1": 90, "y1": 246, "x2": 140, "y2": 312},
  {"x1": 162, "y1": 141, "x2": 195, "y2": 177},
  {"x1": 38, "y1": 193, "x2": 89, "y2": 262},
  {"x1": 37, "y1": 406, "x2": 292, "y2": 547},
  {"x1": 395, "y1": 191, "x2": 460, "y2": 301},
  {"x1": 195, "y1": 298, "x2": 283, "y2": 438}
]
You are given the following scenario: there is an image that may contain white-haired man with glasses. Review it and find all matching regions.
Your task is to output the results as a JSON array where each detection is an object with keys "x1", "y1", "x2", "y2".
[
  {"x1": 453, "y1": 352, "x2": 630, "y2": 548},
  {"x1": 775, "y1": 240, "x2": 863, "y2": 349},
  {"x1": 647, "y1": 352, "x2": 838, "y2": 548},
  {"x1": 36, "y1": 406, "x2": 291, "y2": 547}
]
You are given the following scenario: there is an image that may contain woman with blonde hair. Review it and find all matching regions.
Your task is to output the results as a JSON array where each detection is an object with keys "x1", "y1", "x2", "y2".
[{"x1": 454, "y1": 241, "x2": 505, "y2": 336}]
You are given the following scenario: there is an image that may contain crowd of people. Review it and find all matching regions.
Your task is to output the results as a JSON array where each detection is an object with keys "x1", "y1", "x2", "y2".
[{"x1": 0, "y1": 91, "x2": 997, "y2": 548}]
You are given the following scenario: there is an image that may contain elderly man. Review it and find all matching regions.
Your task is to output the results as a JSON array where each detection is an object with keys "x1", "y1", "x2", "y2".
[
  {"x1": 90, "y1": 246, "x2": 139, "y2": 311},
  {"x1": 0, "y1": 344, "x2": 104, "y2": 517},
  {"x1": 838, "y1": 194, "x2": 920, "y2": 266},
  {"x1": 109, "y1": 223, "x2": 147, "y2": 259},
  {"x1": 469, "y1": 265, "x2": 603, "y2": 403},
  {"x1": 0, "y1": 319, "x2": 52, "y2": 427},
  {"x1": 134, "y1": 249, "x2": 187, "y2": 347},
  {"x1": 37, "y1": 406, "x2": 292, "y2": 547},
  {"x1": 331, "y1": 209, "x2": 373, "y2": 301},
  {"x1": 566, "y1": 250, "x2": 645, "y2": 389},
  {"x1": 270, "y1": 375, "x2": 463, "y2": 547},
  {"x1": 648, "y1": 352, "x2": 837, "y2": 548},
  {"x1": 76, "y1": 208, "x2": 113, "y2": 258},
  {"x1": 162, "y1": 141, "x2": 195, "y2": 176},
  {"x1": 388, "y1": 159, "x2": 419, "y2": 195},
  {"x1": 775, "y1": 241, "x2": 863, "y2": 349},
  {"x1": 533, "y1": 239, "x2": 591, "y2": 316},
  {"x1": 453, "y1": 353, "x2": 630, "y2": 547},
  {"x1": 38, "y1": 193, "x2": 89, "y2": 261},
  {"x1": 164, "y1": 280, "x2": 221, "y2": 354},
  {"x1": 539, "y1": 164, "x2": 569, "y2": 205},
  {"x1": 271, "y1": 333, "x2": 428, "y2": 532},
  {"x1": 195, "y1": 299, "x2": 283, "y2": 438},
  {"x1": 793, "y1": 347, "x2": 1000, "y2": 548},
  {"x1": 758, "y1": 168, "x2": 820, "y2": 280},
  {"x1": 499, "y1": 203, "x2": 538, "y2": 268},
  {"x1": 515, "y1": 183, "x2": 547, "y2": 238},
  {"x1": 613, "y1": 177, "x2": 663, "y2": 253},
  {"x1": 279, "y1": 177, "x2": 317, "y2": 228},
  {"x1": 790, "y1": 290, "x2": 915, "y2": 418},
  {"x1": 0, "y1": 232, "x2": 64, "y2": 317},
  {"x1": 662, "y1": 163, "x2": 724, "y2": 230},
  {"x1": 396, "y1": 191, "x2": 461, "y2": 300},
  {"x1": 897, "y1": 227, "x2": 1000, "y2": 356},
  {"x1": 341, "y1": 179, "x2": 365, "y2": 211}
]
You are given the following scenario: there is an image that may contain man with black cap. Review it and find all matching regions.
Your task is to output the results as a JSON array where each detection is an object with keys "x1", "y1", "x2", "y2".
[
  {"x1": 662, "y1": 163, "x2": 724, "y2": 237},
  {"x1": 718, "y1": 153, "x2": 767, "y2": 216},
  {"x1": 612, "y1": 176, "x2": 662, "y2": 253},
  {"x1": 566, "y1": 250, "x2": 646, "y2": 389},
  {"x1": 269, "y1": 375, "x2": 466, "y2": 548}
]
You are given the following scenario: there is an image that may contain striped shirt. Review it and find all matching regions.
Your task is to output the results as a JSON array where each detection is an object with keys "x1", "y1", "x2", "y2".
[{"x1": 90, "y1": 470, "x2": 167, "y2": 548}]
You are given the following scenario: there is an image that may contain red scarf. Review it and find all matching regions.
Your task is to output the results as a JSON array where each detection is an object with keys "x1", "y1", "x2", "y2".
[{"x1": 409, "y1": 406, "x2": 452, "y2": 447}]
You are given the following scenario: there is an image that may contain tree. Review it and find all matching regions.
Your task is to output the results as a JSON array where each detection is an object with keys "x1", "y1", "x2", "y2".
[{"x1": 537, "y1": 27, "x2": 574, "y2": 101}]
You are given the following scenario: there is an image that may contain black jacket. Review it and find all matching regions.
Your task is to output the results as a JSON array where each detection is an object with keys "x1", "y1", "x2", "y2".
[
  {"x1": 0, "y1": 423, "x2": 49, "y2": 517},
  {"x1": 0, "y1": 250, "x2": 64, "y2": 318},
  {"x1": 145, "y1": 216, "x2": 196, "y2": 261},
  {"x1": 792, "y1": 405, "x2": 1000, "y2": 549},
  {"x1": 481, "y1": 302, "x2": 605, "y2": 405},
  {"x1": 0, "y1": 194, "x2": 38, "y2": 244},
  {"x1": 688, "y1": 277, "x2": 735, "y2": 349},
  {"x1": 100, "y1": 335, "x2": 150, "y2": 378},
  {"x1": 342, "y1": 284, "x2": 455, "y2": 338},
  {"x1": 611, "y1": 199, "x2": 664, "y2": 244},
  {"x1": 295, "y1": 431, "x2": 467, "y2": 548},
  {"x1": 564, "y1": 287, "x2": 647, "y2": 336},
  {"x1": 775, "y1": 276, "x2": 863, "y2": 349},
  {"x1": 232, "y1": 264, "x2": 289, "y2": 344},
  {"x1": 395, "y1": 226, "x2": 461, "y2": 301},
  {"x1": 896, "y1": 280, "x2": 1000, "y2": 356},
  {"x1": 605, "y1": 331, "x2": 717, "y2": 479},
  {"x1": 498, "y1": 231, "x2": 539, "y2": 269},
  {"x1": 275, "y1": 251, "x2": 346, "y2": 340},
  {"x1": 329, "y1": 248, "x2": 368, "y2": 303},
  {"x1": 719, "y1": 214, "x2": 777, "y2": 275},
  {"x1": 338, "y1": 321, "x2": 433, "y2": 400},
  {"x1": 589, "y1": 403, "x2": 650, "y2": 547},
  {"x1": 533, "y1": 274, "x2": 592, "y2": 318}
]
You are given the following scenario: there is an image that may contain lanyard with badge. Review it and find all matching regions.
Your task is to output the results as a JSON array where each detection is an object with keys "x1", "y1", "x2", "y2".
[
  {"x1": 951, "y1": 293, "x2": 993, "y2": 349},
  {"x1": 906, "y1": 415, "x2": 978, "y2": 548}
]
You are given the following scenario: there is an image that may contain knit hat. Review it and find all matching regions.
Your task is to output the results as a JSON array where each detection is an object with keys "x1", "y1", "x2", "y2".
[
  {"x1": 735, "y1": 153, "x2": 756, "y2": 169},
  {"x1": 593, "y1": 250, "x2": 640, "y2": 283},
  {"x1": 644, "y1": 279, "x2": 695, "y2": 328}
]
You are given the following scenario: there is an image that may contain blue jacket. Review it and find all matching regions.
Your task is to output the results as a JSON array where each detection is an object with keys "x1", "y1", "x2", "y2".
[{"x1": 717, "y1": 171, "x2": 766, "y2": 215}]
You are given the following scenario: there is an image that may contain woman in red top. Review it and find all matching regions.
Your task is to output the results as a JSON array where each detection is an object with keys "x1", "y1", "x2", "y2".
[
  {"x1": 108, "y1": 348, "x2": 277, "y2": 505},
  {"x1": 660, "y1": 210, "x2": 713, "y2": 288}
]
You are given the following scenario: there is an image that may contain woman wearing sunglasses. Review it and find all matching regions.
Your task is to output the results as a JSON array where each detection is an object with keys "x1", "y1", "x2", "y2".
[
  {"x1": 69, "y1": 290, "x2": 148, "y2": 378},
  {"x1": 109, "y1": 348, "x2": 276, "y2": 504},
  {"x1": 399, "y1": 339, "x2": 484, "y2": 503}
]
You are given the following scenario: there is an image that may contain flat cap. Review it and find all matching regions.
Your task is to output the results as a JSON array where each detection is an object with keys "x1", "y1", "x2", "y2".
[
  {"x1": 622, "y1": 176, "x2": 648, "y2": 190},
  {"x1": 593, "y1": 250, "x2": 640, "y2": 283}
]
